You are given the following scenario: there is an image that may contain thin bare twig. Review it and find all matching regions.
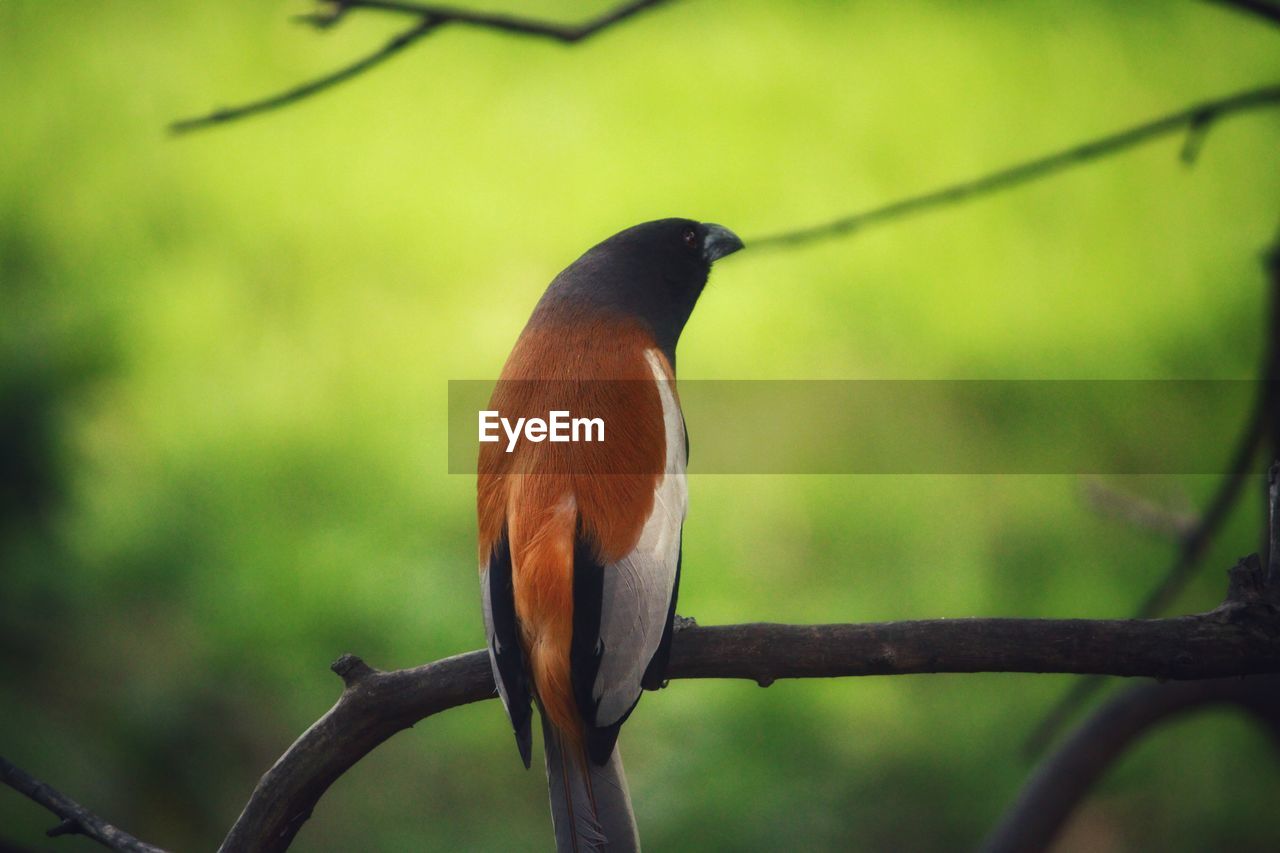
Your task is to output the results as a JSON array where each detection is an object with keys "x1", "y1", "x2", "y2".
[
  {"x1": 0, "y1": 757, "x2": 169, "y2": 853},
  {"x1": 170, "y1": 0, "x2": 672, "y2": 133},
  {"x1": 1269, "y1": 242, "x2": 1280, "y2": 575},
  {"x1": 219, "y1": 556, "x2": 1280, "y2": 852},
  {"x1": 1023, "y1": 402, "x2": 1271, "y2": 760},
  {"x1": 169, "y1": 19, "x2": 441, "y2": 134},
  {"x1": 749, "y1": 85, "x2": 1280, "y2": 247},
  {"x1": 1025, "y1": 237, "x2": 1280, "y2": 757},
  {"x1": 1081, "y1": 478, "x2": 1198, "y2": 542},
  {"x1": 1267, "y1": 460, "x2": 1279, "y2": 583},
  {"x1": 333, "y1": 0, "x2": 671, "y2": 41}
]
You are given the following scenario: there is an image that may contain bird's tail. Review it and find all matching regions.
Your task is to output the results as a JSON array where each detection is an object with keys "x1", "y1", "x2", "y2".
[{"x1": 542, "y1": 716, "x2": 640, "y2": 852}]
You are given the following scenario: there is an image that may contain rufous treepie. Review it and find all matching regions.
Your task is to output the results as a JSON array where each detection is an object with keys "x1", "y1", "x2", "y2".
[{"x1": 478, "y1": 219, "x2": 743, "y2": 851}]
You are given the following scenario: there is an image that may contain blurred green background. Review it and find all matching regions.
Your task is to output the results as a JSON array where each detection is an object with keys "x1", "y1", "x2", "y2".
[{"x1": 3, "y1": 1, "x2": 1280, "y2": 850}]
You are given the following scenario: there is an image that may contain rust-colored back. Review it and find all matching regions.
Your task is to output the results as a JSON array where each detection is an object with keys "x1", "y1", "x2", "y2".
[{"x1": 478, "y1": 315, "x2": 668, "y2": 738}]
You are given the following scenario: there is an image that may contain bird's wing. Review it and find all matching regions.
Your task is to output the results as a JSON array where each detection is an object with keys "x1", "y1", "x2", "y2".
[
  {"x1": 572, "y1": 350, "x2": 686, "y2": 764},
  {"x1": 481, "y1": 530, "x2": 534, "y2": 768}
]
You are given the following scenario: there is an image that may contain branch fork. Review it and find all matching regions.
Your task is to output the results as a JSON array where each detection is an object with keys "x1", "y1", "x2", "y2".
[{"x1": 202, "y1": 556, "x2": 1280, "y2": 852}]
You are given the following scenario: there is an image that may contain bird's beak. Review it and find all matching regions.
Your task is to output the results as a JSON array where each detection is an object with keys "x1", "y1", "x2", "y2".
[{"x1": 702, "y1": 223, "x2": 744, "y2": 263}]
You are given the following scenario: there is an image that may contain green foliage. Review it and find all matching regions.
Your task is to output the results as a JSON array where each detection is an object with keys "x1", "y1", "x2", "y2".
[{"x1": 2, "y1": 1, "x2": 1279, "y2": 849}]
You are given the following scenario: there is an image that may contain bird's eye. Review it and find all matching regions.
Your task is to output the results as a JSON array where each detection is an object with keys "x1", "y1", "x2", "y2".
[{"x1": 682, "y1": 228, "x2": 699, "y2": 250}]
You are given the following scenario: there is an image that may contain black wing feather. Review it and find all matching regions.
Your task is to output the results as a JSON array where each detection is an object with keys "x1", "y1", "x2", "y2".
[
  {"x1": 488, "y1": 531, "x2": 533, "y2": 768},
  {"x1": 570, "y1": 531, "x2": 614, "y2": 764}
]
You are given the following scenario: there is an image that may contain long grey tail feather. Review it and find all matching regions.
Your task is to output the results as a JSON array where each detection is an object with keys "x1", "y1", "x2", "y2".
[{"x1": 542, "y1": 717, "x2": 640, "y2": 853}]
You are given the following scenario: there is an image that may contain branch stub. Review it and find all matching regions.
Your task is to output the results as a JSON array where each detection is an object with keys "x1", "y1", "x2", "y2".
[{"x1": 331, "y1": 654, "x2": 376, "y2": 688}]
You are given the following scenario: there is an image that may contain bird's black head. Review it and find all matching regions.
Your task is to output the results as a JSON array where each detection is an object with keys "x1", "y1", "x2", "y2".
[{"x1": 539, "y1": 218, "x2": 744, "y2": 362}]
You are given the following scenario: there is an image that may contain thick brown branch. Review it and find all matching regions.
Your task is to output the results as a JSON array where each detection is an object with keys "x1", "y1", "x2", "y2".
[
  {"x1": 170, "y1": 0, "x2": 671, "y2": 133},
  {"x1": 219, "y1": 563, "x2": 1280, "y2": 852},
  {"x1": 983, "y1": 674, "x2": 1280, "y2": 853},
  {"x1": 750, "y1": 84, "x2": 1280, "y2": 247},
  {"x1": 0, "y1": 757, "x2": 169, "y2": 853},
  {"x1": 217, "y1": 651, "x2": 494, "y2": 852}
]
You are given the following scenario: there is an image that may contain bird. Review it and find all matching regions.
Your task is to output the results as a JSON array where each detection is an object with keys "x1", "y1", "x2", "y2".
[{"x1": 477, "y1": 218, "x2": 743, "y2": 851}]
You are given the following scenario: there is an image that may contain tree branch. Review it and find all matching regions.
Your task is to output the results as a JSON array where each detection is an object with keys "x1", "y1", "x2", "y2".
[
  {"x1": 993, "y1": 473, "x2": 1280, "y2": 845},
  {"x1": 169, "y1": 0, "x2": 672, "y2": 133},
  {"x1": 1206, "y1": 0, "x2": 1280, "y2": 27},
  {"x1": 0, "y1": 756, "x2": 169, "y2": 853},
  {"x1": 1268, "y1": 461, "x2": 1279, "y2": 583},
  {"x1": 749, "y1": 84, "x2": 1280, "y2": 247},
  {"x1": 219, "y1": 557, "x2": 1280, "y2": 852},
  {"x1": 1025, "y1": 233, "x2": 1280, "y2": 757},
  {"x1": 1269, "y1": 238, "x2": 1280, "y2": 575},
  {"x1": 983, "y1": 673, "x2": 1280, "y2": 853},
  {"x1": 332, "y1": 0, "x2": 672, "y2": 41},
  {"x1": 1081, "y1": 478, "x2": 1197, "y2": 542},
  {"x1": 169, "y1": 19, "x2": 443, "y2": 134}
]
